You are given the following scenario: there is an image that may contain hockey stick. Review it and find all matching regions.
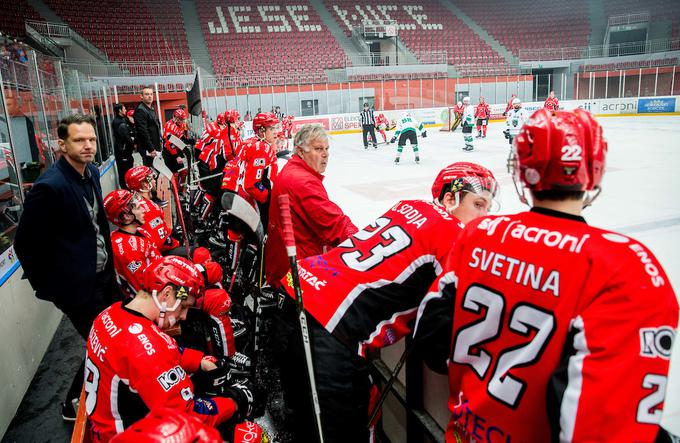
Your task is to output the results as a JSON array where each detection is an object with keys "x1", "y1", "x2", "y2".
[
  {"x1": 153, "y1": 156, "x2": 190, "y2": 257},
  {"x1": 278, "y1": 194, "x2": 325, "y2": 443},
  {"x1": 367, "y1": 341, "x2": 414, "y2": 428}
]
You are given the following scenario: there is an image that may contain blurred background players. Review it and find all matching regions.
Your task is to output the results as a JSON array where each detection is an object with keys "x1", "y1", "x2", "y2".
[
  {"x1": 474, "y1": 96, "x2": 490, "y2": 138},
  {"x1": 415, "y1": 109, "x2": 678, "y2": 442},
  {"x1": 390, "y1": 111, "x2": 426, "y2": 164},
  {"x1": 504, "y1": 98, "x2": 530, "y2": 146},
  {"x1": 162, "y1": 108, "x2": 190, "y2": 193},
  {"x1": 544, "y1": 90, "x2": 560, "y2": 110},
  {"x1": 450, "y1": 101, "x2": 464, "y2": 132},
  {"x1": 375, "y1": 112, "x2": 390, "y2": 143},
  {"x1": 461, "y1": 97, "x2": 475, "y2": 151}
]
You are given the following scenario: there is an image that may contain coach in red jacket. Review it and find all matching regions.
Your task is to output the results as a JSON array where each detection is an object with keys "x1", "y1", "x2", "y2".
[{"x1": 266, "y1": 124, "x2": 358, "y2": 285}]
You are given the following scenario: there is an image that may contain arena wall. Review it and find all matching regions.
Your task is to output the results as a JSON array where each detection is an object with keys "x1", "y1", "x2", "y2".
[{"x1": 0, "y1": 156, "x2": 117, "y2": 438}]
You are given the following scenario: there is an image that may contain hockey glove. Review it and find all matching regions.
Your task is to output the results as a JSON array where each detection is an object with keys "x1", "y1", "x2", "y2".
[
  {"x1": 171, "y1": 224, "x2": 184, "y2": 242},
  {"x1": 389, "y1": 136, "x2": 397, "y2": 144},
  {"x1": 224, "y1": 380, "x2": 262, "y2": 420},
  {"x1": 503, "y1": 129, "x2": 510, "y2": 139},
  {"x1": 192, "y1": 357, "x2": 234, "y2": 396},
  {"x1": 421, "y1": 130, "x2": 427, "y2": 138}
]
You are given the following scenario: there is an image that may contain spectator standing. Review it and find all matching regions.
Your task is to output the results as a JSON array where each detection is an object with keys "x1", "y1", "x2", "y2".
[
  {"x1": 14, "y1": 114, "x2": 121, "y2": 421},
  {"x1": 244, "y1": 110, "x2": 251, "y2": 121},
  {"x1": 133, "y1": 86, "x2": 162, "y2": 167},
  {"x1": 266, "y1": 123, "x2": 358, "y2": 286},
  {"x1": 544, "y1": 90, "x2": 560, "y2": 110},
  {"x1": 112, "y1": 104, "x2": 134, "y2": 189},
  {"x1": 360, "y1": 102, "x2": 378, "y2": 149}
]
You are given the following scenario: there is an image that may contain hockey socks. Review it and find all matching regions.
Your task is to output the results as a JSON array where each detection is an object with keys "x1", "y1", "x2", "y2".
[{"x1": 482, "y1": 126, "x2": 487, "y2": 137}]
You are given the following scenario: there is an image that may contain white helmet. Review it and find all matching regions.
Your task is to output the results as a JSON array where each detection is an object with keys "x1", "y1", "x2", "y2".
[
  {"x1": 512, "y1": 98, "x2": 521, "y2": 107},
  {"x1": 457, "y1": 101, "x2": 462, "y2": 106},
  {"x1": 463, "y1": 97, "x2": 470, "y2": 104}
]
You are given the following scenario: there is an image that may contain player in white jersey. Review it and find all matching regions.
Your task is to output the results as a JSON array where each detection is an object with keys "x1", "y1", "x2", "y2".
[
  {"x1": 504, "y1": 98, "x2": 530, "y2": 145},
  {"x1": 390, "y1": 111, "x2": 426, "y2": 164},
  {"x1": 461, "y1": 97, "x2": 475, "y2": 151}
]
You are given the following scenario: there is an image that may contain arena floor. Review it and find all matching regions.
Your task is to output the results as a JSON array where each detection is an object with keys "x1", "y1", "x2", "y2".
[{"x1": 3, "y1": 114, "x2": 679, "y2": 443}]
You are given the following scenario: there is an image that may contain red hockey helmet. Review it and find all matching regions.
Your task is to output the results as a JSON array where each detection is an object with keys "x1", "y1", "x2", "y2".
[
  {"x1": 109, "y1": 407, "x2": 222, "y2": 443},
  {"x1": 431, "y1": 162, "x2": 498, "y2": 203},
  {"x1": 103, "y1": 189, "x2": 135, "y2": 226},
  {"x1": 216, "y1": 112, "x2": 228, "y2": 126},
  {"x1": 125, "y1": 165, "x2": 156, "y2": 192},
  {"x1": 225, "y1": 109, "x2": 240, "y2": 124},
  {"x1": 252, "y1": 112, "x2": 280, "y2": 133},
  {"x1": 174, "y1": 108, "x2": 188, "y2": 120},
  {"x1": 142, "y1": 256, "x2": 205, "y2": 300},
  {"x1": 509, "y1": 109, "x2": 607, "y2": 203}
]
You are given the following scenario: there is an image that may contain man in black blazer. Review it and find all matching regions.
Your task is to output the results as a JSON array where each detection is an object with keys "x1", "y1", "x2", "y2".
[
  {"x1": 14, "y1": 113, "x2": 121, "y2": 421},
  {"x1": 133, "y1": 86, "x2": 162, "y2": 167}
]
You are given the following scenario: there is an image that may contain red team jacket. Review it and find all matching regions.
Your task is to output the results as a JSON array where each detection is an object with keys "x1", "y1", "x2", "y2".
[
  {"x1": 544, "y1": 96, "x2": 560, "y2": 111},
  {"x1": 475, "y1": 103, "x2": 491, "y2": 120},
  {"x1": 137, "y1": 197, "x2": 179, "y2": 252},
  {"x1": 162, "y1": 120, "x2": 187, "y2": 156},
  {"x1": 282, "y1": 199, "x2": 463, "y2": 357},
  {"x1": 86, "y1": 302, "x2": 238, "y2": 442},
  {"x1": 418, "y1": 208, "x2": 678, "y2": 442},
  {"x1": 266, "y1": 155, "x2": 358, "y2": 285},
  {"x1": 110, "y1": 230, "x2": 161, "y2": 298}
]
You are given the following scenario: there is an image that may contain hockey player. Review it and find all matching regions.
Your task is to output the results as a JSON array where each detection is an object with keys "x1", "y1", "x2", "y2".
[
  {"x1": 234, "y1": 112, "x2": 280, "y2": 224},
  {"x1": 104, "y1": 189, "x2": 161, "y2": 298},
  {"x1": 375, "y1": 112, "x2": 390, "y2": 143},
  {"x1": 282, "y1": 114, "x2": 295, "y2": 139},
  {"x1": 461, "y1": 97, "x2": 475, "y2": 151},
  {"x1": 451, "y1": 101, "x2": 464, "y2": 131},
  {"x1": 85, "y1": 256, "x2": 257, "y2": 442},
  {"x1": 474, "y1": 96, "x2": 491, "y2": 138},
  {"x1": 504, "y1": 97, "x2": 530, "y2": 145},
  {"x1": 125, "y1": 166, "x2": 181, "y2": 254},
  {"x1": 544, "y1": 90, "x2": 560, "y2": 110},
  {"x1": 276, "y1": 162, "x2": 498, "y2": 442},
  {"x1": 390, "y1": 111, "x2": 426, "y2": 164},
  {"x1": 503, "y1": 93, "x2": 517, "y2": 116},
  {"x1": 415, "y1": 109, "x2": 679, "y2": 442}
]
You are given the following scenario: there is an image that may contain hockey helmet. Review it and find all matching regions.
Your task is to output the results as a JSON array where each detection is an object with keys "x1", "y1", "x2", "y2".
[
  {"x1": 109, "y1": 407, "x2": 221, "y2": 443},
  {"x1": 225, "y1": 109, "x2": 240, "y2": 124},
  {"x1": 173, "y1": 108, "x2": 188, "y2": 121},
  {"x1": 103, "y1": 189, "x2": 135, "y2": 226},
  {"x1": 512, "y1": 98, "x2": 521, "y2": 108},
  {"x1": 252, "y1": 112, "x2": 280, "y2": 133},
  {"x1": 457, "y1": 101, "x2": 462, "y2": 107},
  {"x1": 462, "y1": 96, "x2": 470, "y2": 104},
  {"x1": 216, "y1": 112, "x2": 228, "y2": 126},
  {"x1": 143, "y1": 256, "x2": 204, "y2": 298},
  {"x1": 509, "y1": 109, "x2": 607, "y2": 204},
  {"x1": 431, "y1": 162, "x2": 498, "y2": 203},
  {"x1": 125, "y1": 165, "x2": 156, "y2": 192}
]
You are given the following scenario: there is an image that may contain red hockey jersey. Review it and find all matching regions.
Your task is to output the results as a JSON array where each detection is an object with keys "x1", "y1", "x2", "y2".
[
  {"x1": 282, "y1": 199, "x2": 464, "y2": 357},
  {"x1": 162, "y1": 120, "x2": 187, "y2": 156},
  {"x1": 86, "y1": 302, "x2": 237, "y2": 442},
  {"x1": 110, "y1": 230, "x2": 161, "y2": 298},
  {"x1": 428, "y1": 208, "x2": 678, "y2": 442},
  {"x1": 236, "y1": 136, "x2": 278, "y2": 205},
  {"x1": 137, "y1": 197, "x2": 179, "y2": 252},
  {"x1": 474, "y1": 103, "x2": 491, "y2": 119},
  {"x1": 544, "y1": 96, "x2": 560, "y2": 111},
  {"x1": 375, "y1": 114, "x2": 390, "y2": 128}
]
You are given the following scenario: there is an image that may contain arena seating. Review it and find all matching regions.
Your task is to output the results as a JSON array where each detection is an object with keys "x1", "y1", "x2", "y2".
[
  {"x1": 196, "y1": 1, "x2": 347, "y2": 81},
  {"x1": 603, "y1": 0, "x2": 680, "y2": 33},
  {"x1": 0, "y1": 0, "x2": 41, "y2": 38},
  {"x1": 43, "y1": 0, "x2": 190, "y2": 62},
  {"x1": 455, "y1": 0, "x2": 590, "y2": 56},
  {"x1": 579, "y1": 57, "x2": 679, "y2": 72},
  {"x1": 324, "y1": 0, "x2": 505, "y2": 67}
]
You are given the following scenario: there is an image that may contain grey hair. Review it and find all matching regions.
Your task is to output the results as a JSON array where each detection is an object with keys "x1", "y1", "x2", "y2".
[{"x1": 294, "y1": 124, "x2": 328, "y2": 152}]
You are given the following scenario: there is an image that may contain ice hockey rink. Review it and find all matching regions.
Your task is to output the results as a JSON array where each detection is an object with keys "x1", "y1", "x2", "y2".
[{"x1": 321, "y1": 115, "x2": 680, "y2": 297}]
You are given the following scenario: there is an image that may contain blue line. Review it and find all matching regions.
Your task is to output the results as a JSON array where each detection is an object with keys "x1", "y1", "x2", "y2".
[{"x1": 0, "y1": 261, "x2": 21, "y2": 286}]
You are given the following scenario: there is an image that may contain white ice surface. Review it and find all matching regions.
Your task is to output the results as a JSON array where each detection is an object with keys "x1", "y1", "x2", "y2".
[{"x1": 320, "y1": 115, "x2": 680, "y2": 298}]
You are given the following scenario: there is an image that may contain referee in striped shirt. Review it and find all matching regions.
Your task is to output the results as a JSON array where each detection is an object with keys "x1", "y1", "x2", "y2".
[{"x1": 360, "y1": 102, "x2": 378, "y2": 149}]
